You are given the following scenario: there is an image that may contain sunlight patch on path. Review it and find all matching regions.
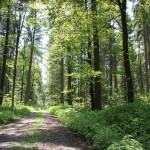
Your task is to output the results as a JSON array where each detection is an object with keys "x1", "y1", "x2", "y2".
[
  {"x1": 0, "y1": 111, "x2": 93, "y2": 150},
  {"x1": 0, "y1": 111, "x2": 43, "y2": 149}
]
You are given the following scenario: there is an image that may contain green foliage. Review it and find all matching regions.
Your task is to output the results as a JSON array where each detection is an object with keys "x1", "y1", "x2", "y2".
[
  {"x1": 108, "y1": 135, "x2": 143, "y2": 150},
  {"x1": 49, "y1": 102, "x2": 150, "y2": 149},
  {"x1": 0, "y1": 105, "x2": 31, "y2": 127},
  {"x1": 49, "y1": 105, "x2": 72, "y2": 115}
]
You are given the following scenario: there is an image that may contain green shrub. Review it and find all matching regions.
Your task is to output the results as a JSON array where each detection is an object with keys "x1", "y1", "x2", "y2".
[
  {"x1": 49, "y1": 102, "x2": 150, "y2": 149},
  {"x1": 93, "y1": 125, "x2": 122, "y2": 149},
  {"x1": 49, "y1": 105, "x2": 71, "y2": 115},
  {"x1": 0, "y1": 105, "x2": 31, "y2": 127},
  {"x1": 107, "y1": 135, "x2": 143, "y2": 150}
]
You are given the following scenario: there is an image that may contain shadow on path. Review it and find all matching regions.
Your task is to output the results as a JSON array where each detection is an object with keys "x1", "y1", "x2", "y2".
[{"x1": 0, "y1": 111, "x2": 93, "y2": 150}]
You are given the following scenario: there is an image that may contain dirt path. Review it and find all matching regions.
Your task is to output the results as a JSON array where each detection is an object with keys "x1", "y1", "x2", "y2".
[{"x1": 0, "y1": 111, "x2": 93, "y2": 150}]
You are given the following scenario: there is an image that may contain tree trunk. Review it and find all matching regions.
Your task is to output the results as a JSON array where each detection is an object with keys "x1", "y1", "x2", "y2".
[
  {"x1": 143, "y1": 27, "x2": 149, "y2": 93},
  {"x1": 85, "y1": 0, "x2": 95, "y2": 108},
  {"x1": 21, "y1": 65, "x2": 25, "y2": 102},
  {"x1": 109, "y1": 38, "x2": 113, "y2": 97},
  {"x1": 91, "y1": 0, "x2": 102, "y2": 110},
  {"x1": 137, "y1": 40, "x2": 144, "y2": 94},
  {"x1": 118, "y1": 0, "x2": 134, "y2": 103},
  {"x1": 114, "y1": 57, "x2": 118, "y2": 91},
  {"x1": 87, "y1": 50, "x2": 95, "y2": 109},
  {"x1": 24, "y1": 12, "x2": 36, "y2": 105},
  {"x1": 0, "y1": 6, "x2": 10, "y2": 105},
  {"x1": 60, "y1": 58, "x2": 64, "y2": 104},
  {"x1": 24, "y1": 39, "x2": 35, "y2": 105},
  {"x1": 67, "y1": 47, "x2": 72, "y2": 105},
  {"x1": 20, "y1": 42, "x2": 26, "y2": 102},
  {"x1": 12, "y1": 12, "x2": 26, "y2": 108}
]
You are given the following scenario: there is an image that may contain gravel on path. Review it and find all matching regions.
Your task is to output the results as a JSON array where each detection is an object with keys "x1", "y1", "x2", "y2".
[{"x1": 0, "y1": 111, "x2": 93, "y2": 150}]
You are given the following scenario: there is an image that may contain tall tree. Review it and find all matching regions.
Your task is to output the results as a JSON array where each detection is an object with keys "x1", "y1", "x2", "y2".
[
  {"x1": 0, "y1": 1, "x2": 11, "y2": 105},
  {"x1": 91, "y1": 0, "x2": 102, "y2": 110},
  {"x1": 67, "y1": 46, "x2": 72, "y2": 105},
  {"x1": 24, "y1": 10, "x2": 36, "y2": 105},
  {"x1": 11, "y1": 2, "x2": 26, "y2": 108},
  {"x1": 60, "y1": 57, "x2": 64, "y2": 104},
  {"x1": 117, "y1": 0, "x2": 134, "y2": 103}
]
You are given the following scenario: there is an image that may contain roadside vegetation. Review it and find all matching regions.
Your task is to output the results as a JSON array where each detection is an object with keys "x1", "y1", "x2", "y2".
[
  {"x1": 49, "y1": 102, "x2": 150, "y2": 150},
  {"x1": 0, "y1": 105, "x2": 33, "y2": 127}
]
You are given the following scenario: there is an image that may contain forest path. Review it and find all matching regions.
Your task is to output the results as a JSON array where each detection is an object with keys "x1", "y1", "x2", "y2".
[{"x1": 0, "y1": 111, "x2": 93, "y2": 150}]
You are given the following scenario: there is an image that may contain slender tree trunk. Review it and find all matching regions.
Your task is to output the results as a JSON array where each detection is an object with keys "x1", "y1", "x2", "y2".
[
  {"x1": 24, "y1": 14, "x2": 36, "y2": 105},
  {"x1": 12, "y1": 12, "x2": 26, "y2": 108},
  {"x1": 148, "y1": 28, "x2": 150, "y2": 79},
  {"x1": 109, "y1": 37, "x2": 113, "y2": 96},
  {"x1": 143, "y1": 28, "x2": 149, "y2": 93},
  {"x1": 0, "y1": 6, "x2": 10, "y2": 105},
  {"x1": 109, "y1": 55, "x2": 113, "y2": 96},
  {"x1": 118, "y1": 0, "x2": 134, "y2": 103},
  {"x1": 67, "y1": 47, "x2": 72, "y2": 105},
  {"x1": 60, "y1": 58, "x2": 64, "y2": 104},
  {"x1": 137, "y1": 40, "x2": 144, "y2": 94},
  {"x1": 21, "y1": 65, "x2": 25, "y2": 102},
  {"x1": 91, "y1": 0, "x2": 102, "y2": 110},
  {"x1": 85, "y1": 0, "x2": 95, "y2": 108},
  {"x1": 5, "y1": 56, "x2": 10, "y2": 95},
  {"x1": 24, "y1": 37, "x2": 35, "y2": 105},
  {"x1": 24, "y1": 45, "x2": 35, "y2": 105},
  {"x1": 87, "y1": 50, "x2": 95, "y2": 109},
  {"x1": 114, "y1": 57, "x2": 118, "y2": 91},
  {"x1": 20, "y1": 43, "x2": 26, "y2": 102},
  {"x1": 12, "y1": 31, "x2": 21, "y2": 107},
  {"x1": 77, "y1": 55, "x2": 83, "y2": 104},
  {"x1": 139, "y1": 0, "x2": 149, "y2": 94},
  {"x1": 138, "y1": 53, "x2": 144, "y2": 94}
]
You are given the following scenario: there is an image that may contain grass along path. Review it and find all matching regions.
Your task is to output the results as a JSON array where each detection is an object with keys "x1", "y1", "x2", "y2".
[
  {"x1": 0, "y1": 111, "x2": 45, "y2": 149},
  {"x1": 12, "y1": 111, "x2": 45, "y2": 149},
  {"x1": 0, "y1": 111, "x2": 93, "y2": 150}
]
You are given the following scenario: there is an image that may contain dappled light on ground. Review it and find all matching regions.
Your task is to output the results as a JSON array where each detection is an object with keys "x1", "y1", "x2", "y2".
[{"x1": 0, "y1": 111, "x2": 93, "y2": 150}]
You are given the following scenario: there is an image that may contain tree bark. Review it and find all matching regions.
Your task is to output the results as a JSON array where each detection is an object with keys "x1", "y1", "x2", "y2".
[
  {"x1": 91, "y1": 0, "x2": 102, "y2": 110},
  {"x1": 67, "y1": 47, "x2": 72, "y2": 105},
  {"x1": 12, "y1": 11, "x2": 26, "y2": 108},
  {"x1": 85, "y1": 0, "x2": 95, "y2": 109},
  {"x1": 24, "y1": 12, "x2": 36, "y2": 105},
  {"x1": 109, "y1": 38, "x2": 113, "y2": 97},
  {"x1": 118, "y1": 0, "x2": 134, "y2": 103},
  {"x1": 0, "y1": 6, "x2": 10, "y2": 105},
  {"x1": 143, "y1": 27, "x2": 149, "y2": 92},
  {"x1": 87, "y1": 48, "x2": 95, "y2": 109},
  {"x1": 60, "y1": 57, "x2": 64, "y2": 104}
]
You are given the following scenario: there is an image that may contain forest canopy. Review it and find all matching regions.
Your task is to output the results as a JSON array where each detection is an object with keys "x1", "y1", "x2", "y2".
[{"x1": 0, "y1": 0, "x2": 149, "y2": 110}]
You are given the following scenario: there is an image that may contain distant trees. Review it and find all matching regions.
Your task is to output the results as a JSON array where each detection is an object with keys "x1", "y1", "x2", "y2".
[
  {"x1": 134, "y1": 0, "x2": 150, "y2": 95},
  {"x1": 45, "y1": 0, "x2": 150, "y2": 109},
  {"x1": 0, "y1": 0, "x2": 46, "y2": 107},
  {"x1": 0, "y1": 0, "x2": 149, "y2": 109}
]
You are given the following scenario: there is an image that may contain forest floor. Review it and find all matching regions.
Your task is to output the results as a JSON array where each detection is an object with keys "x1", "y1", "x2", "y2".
[{"x1": 0, "y1": 111, "x2": 93, "y2": 150}]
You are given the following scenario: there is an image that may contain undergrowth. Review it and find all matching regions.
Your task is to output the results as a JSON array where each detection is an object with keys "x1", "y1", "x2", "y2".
[
  {"x1": 0, "y1": 105, "x2": 32, "y2": 127},
  {"x1": 49, "y1": 102, "x2": 150, "y2": 150}
]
